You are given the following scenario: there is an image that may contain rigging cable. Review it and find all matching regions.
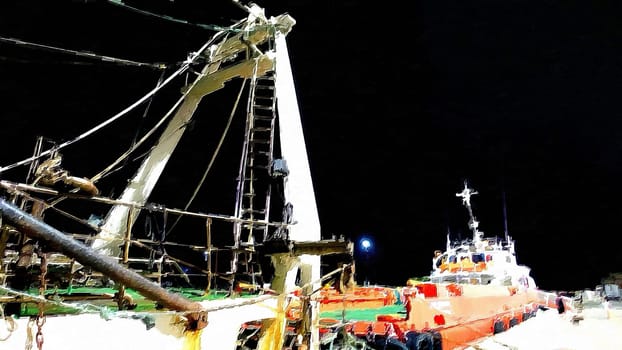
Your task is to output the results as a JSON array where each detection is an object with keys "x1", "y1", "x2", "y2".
[
  {"x1": 106, "y1": 0, "x2": 242, "y2": 33},
  {"x1": 87, "y1": 35, "x2": 239, "y2": 184},
  {"x1": 130, "y1": 70, "x2": 167, "y2": 154},
  {"x1": 0, "y1": 36, "x2": 166, "y2": 70},
  {"x1": 47, "y1": 70, "x2": 170, "y2": 210},
  {"x1": 46, "y1": 69, "x2": 179, "y2": 208},
  {"x1": 88, "y1": 74, "x2": 187, "y2": 183},
  {"x1": 0, "y1": 30, "x2": 229, "y2": 176},
  {"x1": 166, "y1": 78, "x2": 248, "y2": 238}
]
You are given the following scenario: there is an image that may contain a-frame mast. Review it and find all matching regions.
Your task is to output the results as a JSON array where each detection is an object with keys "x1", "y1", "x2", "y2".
[{"x1": 90, "y1": 7, "x2": 295, "y2": 258}]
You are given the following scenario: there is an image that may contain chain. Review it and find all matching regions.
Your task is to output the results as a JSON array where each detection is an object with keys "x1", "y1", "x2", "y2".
[
  {"x1": 35, "y1": 316, "x2": 45, "y2": 350},
  {"x1": 35, "y1": 252, "x2": 47, "y2": 350}
]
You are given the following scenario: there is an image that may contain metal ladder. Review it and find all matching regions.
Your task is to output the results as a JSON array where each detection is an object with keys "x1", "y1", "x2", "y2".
[{"x1": 229, "y1": 61, "x2": 278, "y2": 290}]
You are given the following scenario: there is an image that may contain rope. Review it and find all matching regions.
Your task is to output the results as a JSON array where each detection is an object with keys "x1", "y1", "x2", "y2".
[
  {"x1": 0, "y1": 36, "x2": 167, "y2": 70},
  {"x1": 25, "y1": 318, "x2": 34, "y2": 350},
  {"x1": 95, "y1": 70, "x2": 168, "y2": 182},
  {"x1": 89, "y1": 69, "x2": 196, "y2": 183},
  {"x1": 0, "y1": 55, "x2": 124, "y2": 66},
  {"x1": 0, "y1": 64, "x2": 183, "y2": 175},
  {"x1": 44, "y1": 88, "x2": 175, "y2": 206},
  {"x1": 0, "y1": 305, "x2": 17, "y2": 341},
  {"x1": 130, "y1": 240, "x2": 210, "y2": 275},
  {"x1": 166, "y1": 77, "x2": 248, "y2": 237},
  {"x1": 106, "y1": 0, "x2": 243, "y2": 33},
  {"x1": 0, "y1": 29, "x2": 224, "y2": 175},
  {"x1": 0, "y1": 285, "x2": 186, "y2": 331},
  {"x1": 0, "y1": 263, "x2": 353, "y2": 346},
  {"x1": 132, "y1": 70, "x2": 168, "y2": 140},
  {"x1": 0, "y1": 286, "x2": 103, "y2": 314}
]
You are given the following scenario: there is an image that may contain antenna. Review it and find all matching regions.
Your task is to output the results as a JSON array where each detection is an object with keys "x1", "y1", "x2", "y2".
[
  {"x1": 446, "y1": 226, "x2": 451, "y2": 252},
  {"x1": 456, "y1": 180, "x2": 482, "y2": 244},
  {"x1": 502, "y1": 190, "x2": 509, "y2": 242}
]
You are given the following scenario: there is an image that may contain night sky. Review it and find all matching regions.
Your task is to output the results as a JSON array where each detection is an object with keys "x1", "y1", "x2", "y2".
[{"x1": 1, "y1": 0, "x2": 621, "y2": 292}]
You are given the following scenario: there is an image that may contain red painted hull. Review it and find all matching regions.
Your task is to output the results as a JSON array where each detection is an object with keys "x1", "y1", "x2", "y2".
[{"x1": 317, "y1": 283, "x2": 569, "y2": 349}]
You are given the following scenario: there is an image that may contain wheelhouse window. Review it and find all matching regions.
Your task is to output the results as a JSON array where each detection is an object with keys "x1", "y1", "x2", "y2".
[{"x1": 472, "y1": 253, "x2": 485, "y2": 263}]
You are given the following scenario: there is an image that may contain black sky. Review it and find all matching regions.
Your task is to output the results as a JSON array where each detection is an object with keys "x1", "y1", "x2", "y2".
[{"x1": 0, "y1": 0, "x2": 621, "y2": 292}]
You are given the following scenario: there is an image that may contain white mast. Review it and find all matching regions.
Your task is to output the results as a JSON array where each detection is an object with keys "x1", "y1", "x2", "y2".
[{"x1": 274, "y1": 31, "x2": 322, "y2": 292}]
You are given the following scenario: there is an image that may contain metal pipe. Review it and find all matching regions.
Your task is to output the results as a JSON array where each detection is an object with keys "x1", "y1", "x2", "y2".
[
  {"x1": 0, "y1": 180, "x2": 290, "y2": 227},
  {"x1": 0, "y1": 197, "x2": 203, "y2": 313}
]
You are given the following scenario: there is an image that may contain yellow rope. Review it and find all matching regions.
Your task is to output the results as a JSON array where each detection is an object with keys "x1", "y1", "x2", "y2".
[
  {"x1": 181, "y1": 330, "x2": 202, "y2": 350},
  {"x1": 257, "y1": 295, "x2": 288, "y2": 350}
]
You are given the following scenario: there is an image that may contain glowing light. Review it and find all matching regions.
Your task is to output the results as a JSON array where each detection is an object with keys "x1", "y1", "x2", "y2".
[
  {"x1": 359, "y1": 236, "x2": 373, "y2": 253},
  {"x1": 361, "y1": 239, "x2": 371, "y2": 250}
]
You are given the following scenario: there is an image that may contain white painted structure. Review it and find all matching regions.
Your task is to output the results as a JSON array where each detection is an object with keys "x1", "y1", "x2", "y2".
[{"x1": 430, "y1": 182, "x2": 537, "y2": 290}]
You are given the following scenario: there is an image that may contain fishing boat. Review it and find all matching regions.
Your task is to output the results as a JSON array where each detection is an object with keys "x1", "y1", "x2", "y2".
[
  {"x1": 0, "y1": 3, "x2": 573, "y2": 349},
  {"x1": 0, "y1": 2, "x2": 353, "y2": 349},
  {"x1": 315, "y1": 182, "x2": 574, "y2": 349}
]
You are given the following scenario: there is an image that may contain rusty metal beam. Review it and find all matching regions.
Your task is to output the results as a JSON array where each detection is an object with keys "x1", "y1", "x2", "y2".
[
  {"x1": 260, "y1": 239, "x2": 353, "y2": 256},
  {"x1": 0, "y1": 197, "x2": 203, "y2": 313},
  {"x1": 291, "y1": 240, "x2": 353, "y2": 256}
]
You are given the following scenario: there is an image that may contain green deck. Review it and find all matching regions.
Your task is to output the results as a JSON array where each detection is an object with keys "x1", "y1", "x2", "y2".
[
  {"x1": 16, "y1": 287, "x2": 236, "y2": 316},
  {"x1": 319, "y1": 304, "x2": 406, "y2": 322},
  {"x1": 14, "y1": 286, "x2": 407, "y2": 324}
]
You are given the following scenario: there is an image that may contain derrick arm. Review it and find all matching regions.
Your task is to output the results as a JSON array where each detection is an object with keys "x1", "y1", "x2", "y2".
[{"x1": 91, "y1": 10, "x2": 296, "y2": 257}]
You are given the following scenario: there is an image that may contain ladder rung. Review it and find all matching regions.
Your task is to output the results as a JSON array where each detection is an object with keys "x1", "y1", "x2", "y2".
[
  {"x1": 242, "y1": 223, "x2": 267, "y2": 229},
  {"x1": 253, "y1": 114, "x2": 274, "y2": 121},
  {"x1": 253, "y1": 105, "x2": 274, "y2": 112},
  {"x1": 240, "y1": 272, "x2": 263, "y2": 277},
  {"x1": 242, "y1": 227, "x2": 267, "y2": 233},
  {"x1": 252, "y1": 116, "x2": 273, "y2": 122},
  {"x1": 242, "y1": 209, "x2": 265, "y2": 215},
  {"x1": 246, "y1": 164, "x2": 268, "y2": 170}
]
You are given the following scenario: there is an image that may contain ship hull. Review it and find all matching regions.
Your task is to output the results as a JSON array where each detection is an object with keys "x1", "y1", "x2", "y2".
[
  {"x1": 1, "y1": 297, "x2": 281, "y2": 350},
  {"x1": 317, "y1": 283, "x2": 569, "y2": 350}
]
